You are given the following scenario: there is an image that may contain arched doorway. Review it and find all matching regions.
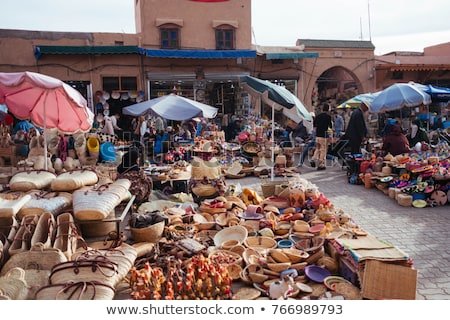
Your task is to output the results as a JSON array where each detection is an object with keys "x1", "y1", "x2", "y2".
[{"x1": 312, "y1": 66, "x2": 363, "y2": 108}]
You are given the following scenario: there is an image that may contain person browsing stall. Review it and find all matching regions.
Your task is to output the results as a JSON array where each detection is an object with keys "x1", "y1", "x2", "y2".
[
  {"x1": 382, "y1": 124, "x2": 410, "y2": 156},
  {"x1": 343, "y1": 102, "x2": 368, "y2": 154}
]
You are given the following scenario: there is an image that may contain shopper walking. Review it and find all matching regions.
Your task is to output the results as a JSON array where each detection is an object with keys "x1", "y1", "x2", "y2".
[
  {"x1": 333, "y1": 110, "x2": 344, "y2": 138},
  {"x1": 311, "y1": 103, "x2": 332, "y2": 170}
]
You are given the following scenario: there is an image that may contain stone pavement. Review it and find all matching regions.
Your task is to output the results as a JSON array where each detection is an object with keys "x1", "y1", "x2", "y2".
[{"x1": 229, "y1": 163, "x2": 450, "y2": 300}]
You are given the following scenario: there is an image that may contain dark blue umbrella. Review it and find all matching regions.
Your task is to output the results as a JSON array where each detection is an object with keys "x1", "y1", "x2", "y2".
[
  {"x1": 410, "y1": 83, "x2": 450, "y2": 102},
  {"x1": 241, "y1": 75, "x2": 296, "y2": 109},
  {"x1": 424, "y1": 85, "x2": 450, "y2": 102}
]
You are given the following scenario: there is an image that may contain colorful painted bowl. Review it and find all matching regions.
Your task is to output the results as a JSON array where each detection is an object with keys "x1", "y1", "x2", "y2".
[
  {"x1": 309, "y1": 224, "x2": 325, "y2": 235},
  {"x1": 277, "y1": 239, "x2": 294, "y2": 249},
  {"x1": 305, "y1": 265, "x2": 331, "y2": 283},
  {"x1": 412, "y1": 192, "x2": 426, "y2": 201},
  {"x1": 412, "y1": 199, "x2": 427, "y2": 208}
]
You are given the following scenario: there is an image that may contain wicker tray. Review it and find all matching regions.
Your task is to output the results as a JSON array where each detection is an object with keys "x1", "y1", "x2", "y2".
[{"x1": 361, "y1": 260, "x2": 417, "y2": 300}]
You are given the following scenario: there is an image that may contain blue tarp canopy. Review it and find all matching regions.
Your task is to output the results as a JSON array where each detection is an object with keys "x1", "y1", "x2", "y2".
[
  {"x1": 138, "y1": 48, "x2": 256, "y2": 59},
  {"x1": 423, "y1": 85, "x2": 450, "y2": 102},
  {"x1": 410, "y1": 82, "x2": 450, "y2": 102}
]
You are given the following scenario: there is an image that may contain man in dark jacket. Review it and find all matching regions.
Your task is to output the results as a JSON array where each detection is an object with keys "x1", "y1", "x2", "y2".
[
  {"x1": 311, "y1": 103, "x2": 332, "y2": 170},
  {"x1": 343, "y1": 102, "x2": 368, "y2": 154}
]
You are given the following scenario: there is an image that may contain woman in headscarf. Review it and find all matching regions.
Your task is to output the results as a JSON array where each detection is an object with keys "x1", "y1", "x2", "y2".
[
  {"x1": 382, "y1": 124, "x2": 410, "y2": 156},
  {"x1": 408, "y1": 119, "x2": 429, "y2": 147}
]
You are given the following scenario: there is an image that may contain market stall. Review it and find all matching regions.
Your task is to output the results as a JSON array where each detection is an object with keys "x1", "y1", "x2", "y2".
[
  {"x1": 0, "y1": 168, "x2": 418, "y2": 300},
  {"x1": 352, "y1": 146, "x2": 450, "y2": 208}
]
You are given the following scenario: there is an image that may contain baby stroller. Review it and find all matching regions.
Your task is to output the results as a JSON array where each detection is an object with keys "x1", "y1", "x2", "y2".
[{"x1": 328, "y1": 137, "x2": 351, "y2": 169}]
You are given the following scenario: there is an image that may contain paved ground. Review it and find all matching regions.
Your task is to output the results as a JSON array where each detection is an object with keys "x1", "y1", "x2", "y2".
[{"x1": 229, "y1": 161, "x2": 450, "y2": 300}]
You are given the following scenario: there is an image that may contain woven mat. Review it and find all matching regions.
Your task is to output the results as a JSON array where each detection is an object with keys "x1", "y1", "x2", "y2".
[
  {"x1": 337, "y1": 235, "x2": 393, "y2": 250},
  {"x1": 362, "y1": 260, "x2": 417, "y2": 300}
]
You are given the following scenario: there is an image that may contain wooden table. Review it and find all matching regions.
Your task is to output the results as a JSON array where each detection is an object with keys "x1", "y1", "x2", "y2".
[
  {"x1": 146, "y1": 165, "x2": 192, "y2": 194},
  {"x1": 75, "y1": 195, "x2": 136, "y2": 237}
]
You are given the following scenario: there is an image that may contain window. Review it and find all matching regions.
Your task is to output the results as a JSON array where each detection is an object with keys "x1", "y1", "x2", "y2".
[
  {"x1": 102, "y1": 76, "x2": 137, "y2": 92},
  {"x1": 160, "y1": 28, "x2": 180, "y2": 49},
  {"x1": 215, "y1": 28, "x2": 235, "y2": 50},
  {"x1": 392, "y1": 71, "x2": 404, "y2": 80},
  {"x1": 115, "y1": 41, "x2": 124, "y2": 46}
]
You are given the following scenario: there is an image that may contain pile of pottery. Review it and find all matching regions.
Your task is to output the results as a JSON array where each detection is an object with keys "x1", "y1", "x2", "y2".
[
  {"x1": 132, "y1": 176, "x2": 365, "y2": 300},
  {"x1": 362, "y1": 152, "x2": 450, "y2": 208}
]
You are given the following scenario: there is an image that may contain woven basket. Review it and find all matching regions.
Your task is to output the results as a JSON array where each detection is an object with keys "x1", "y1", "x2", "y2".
[
  {"x1": 73, "y1": 179, "x2": 130, "y2": 221},
  {"x1": 50, "y1": 260, "x2": 118, "y2": 287},
  {"x1": 0, "y1": 194, "x2": 32, "y2": 218},
  {"x1": 191, "y1": 157, "x2": 222, "y2": 180},
  {"x1": 317, "y1": 256, "x2": 339, "y2": 274},
  {"x1": 80, "y1": 222, "x2": 117, "y2": 238},
  {"x1": 0, "y1": 267, "x2": 28, "y2": 300},
  {"x1": 213, "y1": 226, "x2": 248, "y2": 248},
  {"x1": 260, "y1": 181, "x2": 281, "y2": 198},
  {"x1": 23, "y1": 268, "x2": 51, "y2": 299},
  {"x1": 51, "y1": 170, "x2": 99, "y2": 191},
  {"x1": 397, "y1": 194, "x2": 413, "y2": 207},
  {"x1": 35, "y1": 281, "x2": 115, "y2": 300},
  {"x1": 69, "y1": 244, "x2": 137, "y2": 287},
  {"x1": 192, "y1": 184, "x2": 218, "y2": 197},
  {"x1": 54, "y1": 212, "x2": 80, "y2": 260},
  {"x1": 130, "y1": 221, "x2": 165, "y2": 243},
  {"x1": 1, "y1": 243, "x2": 67, "y2": 276},
  {"x1": 18, "y1": 192, "x2": 72, "y2": 219},
  {"x1": 208, "y1": 250, "x2": 243, "y2": 267},
  {"x1": 266, "y1": 262, "x2": 291, "y2": 273},
  {"x1": 96, "y1": 164, "x2": 118, "y2": 181},
  {"x1": 9, "y1": 171, "x2": 56, "y2": 192},
  {"x1": 244, "y1": 236, "x2": 277, "y2": 251}
]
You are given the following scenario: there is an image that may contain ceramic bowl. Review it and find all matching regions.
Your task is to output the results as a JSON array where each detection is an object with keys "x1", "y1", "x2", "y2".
[{"x1": 304, "y1": 265, "x2": 331, "y2": 283}]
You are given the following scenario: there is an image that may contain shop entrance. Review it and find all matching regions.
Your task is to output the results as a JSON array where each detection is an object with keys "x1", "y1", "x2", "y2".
[{"x1": 313, "y1": 66, "x2": 363, "y2": 108}]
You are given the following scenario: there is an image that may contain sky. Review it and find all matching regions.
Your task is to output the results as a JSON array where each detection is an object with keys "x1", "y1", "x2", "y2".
[{"x1": 0, "y1": 0, "x2": 449, "y2": 55}]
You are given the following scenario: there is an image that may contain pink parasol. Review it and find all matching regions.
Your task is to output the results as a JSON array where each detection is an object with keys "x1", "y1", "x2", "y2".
[
  {"x1": 0, "y1": 71, "x2": 93, "y2": 134},
  {"x1": 0, "y1": 71, "x2": 94, "y2": 170}
]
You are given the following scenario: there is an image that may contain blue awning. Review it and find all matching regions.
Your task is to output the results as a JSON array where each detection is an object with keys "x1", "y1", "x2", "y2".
[
  {"x1": 265, "y1": 52, "x2": 319, "y2": 60},
  {"x1": 139, "y1": 48, "x2": 256, "y2": 59}
]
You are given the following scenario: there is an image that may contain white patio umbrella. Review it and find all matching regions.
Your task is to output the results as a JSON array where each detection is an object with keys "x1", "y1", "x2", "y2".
[
  {"x1": 370, "y1": 83, "x2": 431, "y2": 113},
  {"x1": 123, "y1": 94, "x2": 218, "y2": 120}
]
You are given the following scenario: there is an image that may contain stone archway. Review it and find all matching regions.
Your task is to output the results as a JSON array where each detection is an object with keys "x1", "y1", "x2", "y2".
[{"x1": 312, "y1": 66, "x2": 363, "y2": 108}]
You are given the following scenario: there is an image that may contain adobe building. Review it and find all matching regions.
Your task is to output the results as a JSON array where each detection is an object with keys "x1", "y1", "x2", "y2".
[
  {"x1": 375, "y1": 42, "x2": 450, "y2": 89},
  {"x1": 1, "y1": 0, "x2": 380, "y2": 119},
  {"x1": 0, "y1": 0, "x2": 255, "y2": 118}
]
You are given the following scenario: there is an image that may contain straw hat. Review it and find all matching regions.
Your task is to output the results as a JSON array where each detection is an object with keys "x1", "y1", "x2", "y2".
[
  {"x1": 111, "y1": 91, "x2": 120, "y2": 100},
  {"x1": 430, "y1": 190, "x2": 447, "y2": 206},
  {"x1": 102, "y1": 91, "x2": 110, "y2": 100}
]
